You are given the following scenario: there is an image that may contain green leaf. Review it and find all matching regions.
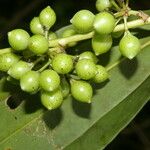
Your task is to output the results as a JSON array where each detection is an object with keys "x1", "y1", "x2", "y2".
[{"x1": 0, "y1": 25, "x2": 150, "y2": 150}]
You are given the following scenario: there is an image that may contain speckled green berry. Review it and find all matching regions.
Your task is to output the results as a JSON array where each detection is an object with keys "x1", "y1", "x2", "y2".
[
  {"x1": 28, "y1": 35, "x2": 49, "y2": 55},
  {"x1": 20, "y1": 71, "x2": 40, "y2": 93},
  {"x1": 70, "y1": 10, "x2": 95, "y2": 33},
  {"x1": 30, "y1": 17, "x2": 44, "y2": 35},
  {"x1": 39, "y1": 69, "x2": 60, "y2": 92},
  {"x1": 92, "y1": 33, "x2": 112, "y2": 55},
  {"x1": 93, "y1": 12, "x2": 115, "y2": 34},
  {"x1": 8, "y1": 61, "x2": 33, "y2": 80},
  {"x1": 39, "y1": 6, "x2": 56, "y2": 30},
  {"x1": 79, "y1": 51, "x2": 98, "y2": 64},
  {"x1": 96, "y1": 0, "x2": 112, "y2": 11},
  {"x1": 119, "y1": 32, "x2": 141, "y2": 59},
  {"x1": 92, "y1": 65, "x2": 109, "y2": 83},
  {"x1": 71, "y1": 80, "x2": 93, "y2": 103},
  {"x1": 52, "y1": 53, "x2": 73, "y2": 74},
  {"x1": 41, "y1": 89, "x2": 63, "y2": 110},
  {"x1": 8, "y1": 29, "x2": 30, "y2": 51},
  {"x1": 75, "y1": 59, "x2": 96, "y2": 80},
  {"x1": 0, "y1": 52, "x2": 20, "y2": 72}
]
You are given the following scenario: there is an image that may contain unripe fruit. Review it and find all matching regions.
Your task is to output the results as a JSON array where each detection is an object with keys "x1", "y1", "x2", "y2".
[
  {"x1": 92, "y1": 65, "x2": 109, "y2": 83},
  {"x1": 0, "y1": 52, "x2": 20, "y2": 72},
  {"x1": 62, "y1": 28, "x2": 77, "y2": 47},
  {"x1": 39, "y1": 69, "x2": 60, "y2": 92},
  {"x1": 39, "y1": 6, "x2": 56, "y2": 30},
  {"x1": 75, "y1": 59, "x2": 96, "y2": 80},
  {"x1": 8, "y1": 61, "x2": 33, "y2": 80},
  {"x1": 79, "y1": 51, "x2": 98, "y2": 64},
  {"x1": 41, "y1": 89, "x2": 63, "y2": 110},
  {"x1": 30, "y1": 17, "x2": 44, "y2": 35},
  {"x1": 119, "y1": 32, "x2": 141, "y2": 59},
  {"x1": 20, "y1": 71, "x2": 40, "y2": 93},
  {"x1": 52, "y1": 53, "x2": 73, "y2": 74},
  {"x1": 70, "y1": 10, "x2": 95, "y2": 33},
  {"x1": 28, "y1": 35, "x2": 49, "y2": 55},
  {"x1": 60, "y1": 78, "x2": 70, "y2": 98},
  {"x1": 96, "y1": 0, "x2": 112, "y2": 11},
  {"x1": 71, "y1": 80, "x2": 93, "y2": 103},
  {"x1": 49, "y1": 31, "x2": 57, "y2": 40},
  {"x1": 93, "y1": 12, "x2": 115, "y2": 34},
  {"x1": 112, "y1": 31, "x2": 123, "y2": 38},
  {"x1": 8, "y1": 29, "x2": 30, "y2": 51},
  {"x1": 92, "y1": 33, "x2": 112, "y2": 55}
]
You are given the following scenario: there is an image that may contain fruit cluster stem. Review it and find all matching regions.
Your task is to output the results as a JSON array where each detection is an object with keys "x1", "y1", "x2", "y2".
[{"x1": 48, "y1": 17, "x2": 150, "y2": 48}]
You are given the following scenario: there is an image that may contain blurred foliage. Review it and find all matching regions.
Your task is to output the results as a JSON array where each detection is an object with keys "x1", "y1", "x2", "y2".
[{"x1": 0, "y1": 0, "x2": 149, "y2": 149}]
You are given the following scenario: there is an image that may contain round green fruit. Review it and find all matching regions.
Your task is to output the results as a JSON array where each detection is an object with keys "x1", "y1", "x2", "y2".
[
  {"x1": 8, "y1": 29, "x2": 30, "y2": 51},
  {"x1": 28, "y1": 35, "x2": 49, "y2": 55},
  {"x1": 8, "y1": 60, "x2": 33, "y2": 80},
  {"x1": 20, "y1": 71, "x2": 40, "y2": 93},
  {"x1": 92, "y1": 65, "x2": 109, "y2": 83},
  {"x1": 39, "y1": 6, "x2": 56, "y2": 30},
  {"x1": 49, "y1": 31, "x2": 57, "y2": 40},
  {"x1": 70, "y1": 10, "x2": 95, "y2": 33},
  {"x1": 41, "y1": 89, "x2": 63, "y2": 110},
  {"x1": 39, "y1": 69, "x2": 60, "y2": 92},
  {"x1": 96, "y1": 0, "x2": 112, "y2": 11},
  {"x1": 119, "y1": 32, "x2": 141, "y2": 59},
  {"x1": 92, "y1": 33, "x2": 112, "y2": 55},
  {"x1": 71, "y1": 80, "x2": 93, "y2": 103},
  {"x1": 0, "y1": 52, "x2": 20, "y2": 72},
  {"x1": 93, "y1": 12, "x2": 115, "y2": 34},
  {"x1": 30, "y1": 17, "x2": 44, "y2": 35},
  {"x1": 75, "y1": 59, "x2": 96, "y2": 80},
  {"x1": 79, "y1": 51, "x2": 98, "y2": 64},
  {"x1": 52, "y1": 53, "x2": 73, "y2": 74}
]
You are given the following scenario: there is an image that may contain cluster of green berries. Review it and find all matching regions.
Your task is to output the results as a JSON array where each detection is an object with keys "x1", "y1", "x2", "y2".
[{"x1": 0, "y1": 0, "x2": 142, "y2": 110}]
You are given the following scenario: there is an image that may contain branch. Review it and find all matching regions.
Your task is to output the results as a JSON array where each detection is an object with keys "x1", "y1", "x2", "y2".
[{"x1": 49, "y1": 17, "x2": 150, "y2": 48}]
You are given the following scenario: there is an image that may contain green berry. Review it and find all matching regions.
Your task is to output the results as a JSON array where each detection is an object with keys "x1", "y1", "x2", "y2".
[
  {"x1": 75, "y1": 59, "x2": 96, "y2": 80},
  {"x1": 96, "y1": 0, "x2": 112, "y2": 11},
  {"x1": 119, "y1": 32, "x2": 141, "y2": 59},
  {"x1": 39, "y1": 69, "x2": 60, "y2": 92},
  {"x1": 79, "y1": 51, "x2": 98, "y2": 64},
  {"x1": 60, "y1": 77, "x2": 70, "y2": 98},
  {"x1": 70, "y1": 10, "x2": 95, "y2": 33},
  {"x1": 8, "y1": 61, "x2": 33, "y2": 80},
  {"x1": 39, "y1": 6, "x2": 56, "y2": 30},
  {"x1": 62, "y1": 28, "x2": 77, "y2": 47},
  {"x1": 30, "y1": 17, "x2": 44, "y2": 35},
  {"x1": 20, "y1": 71, "x2": 40, "y2": 93},
  {"x1": 92, "y1": 65, "x2": 109, "y2": 83},
  {"x1": 52, "y1": 53, "x2": 73, "y2": 74},
  {"x1": 93, "y1": 12, "x2": 115, "y2": 34},
  {"x1": 8, "y1": 29, "x2": 30, "y2": 51},
  {"x1": 49, "y1": 31, "x2": 57, "y2": 40},
  {"x1": 28, "y1": 35, "x2": 49, "y2": 55},
  {"x1": 92, "y1": 33, "x2": 112, "y2": 55},
  {"x1": 41, "y1": 89, "x2": 63, "y2": 110},
  {"x1": 71, "y1": 80, "x2": 93, "y2": 103},
  {"x1": 0, "y1": 52, "x2": 20, "y2": 72}
]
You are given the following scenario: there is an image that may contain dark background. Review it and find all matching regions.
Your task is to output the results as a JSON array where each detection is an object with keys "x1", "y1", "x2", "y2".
[{"x1": 0, "y1": 0, "x2": 150, "y2": 149}]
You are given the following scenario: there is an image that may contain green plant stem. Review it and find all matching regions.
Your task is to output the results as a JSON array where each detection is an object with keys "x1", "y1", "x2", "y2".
[
  {"x1": 111, "y1": 0, "x2": 121, "y2": 11},
  {"x1": 33, "y1": 56, "x2": 45, "y2": 66},
  {"x1": 49, "y1": 17, "x2": 150, "y2": 47},
  {"x1": 0, "y1": 48, "x2": 11, "y2": 55},
  {"x1": 37, "y1": 60, "x2": 51, "y2": 72}
]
